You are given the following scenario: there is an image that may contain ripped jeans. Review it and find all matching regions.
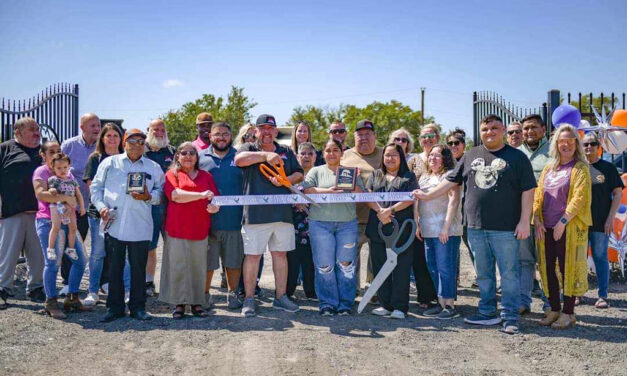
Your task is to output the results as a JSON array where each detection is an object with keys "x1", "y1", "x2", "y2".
[{"x1": 309, "y1": 219, "x2": 358, "y2": 311}]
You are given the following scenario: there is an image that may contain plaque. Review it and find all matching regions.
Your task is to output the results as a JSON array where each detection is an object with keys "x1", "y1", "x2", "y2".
[
  {"x1": 335, "y1": 166, "x2": 357, "y2": 191},
  {"x1": 126, "y1": 172, "x2": 146, "y2": 194}
]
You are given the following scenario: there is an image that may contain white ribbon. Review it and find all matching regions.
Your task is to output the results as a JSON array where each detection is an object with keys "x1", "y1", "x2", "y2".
[{"x1": 212, "y1": 191, "x2": 414, "y2": 206}]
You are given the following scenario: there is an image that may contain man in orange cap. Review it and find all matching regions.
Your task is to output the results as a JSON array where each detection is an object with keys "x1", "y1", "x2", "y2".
[{"x1": 193, "y1": 112, "x2": 213, "y2": 152}]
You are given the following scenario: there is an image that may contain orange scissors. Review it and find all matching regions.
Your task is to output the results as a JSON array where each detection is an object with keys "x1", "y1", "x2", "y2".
[{"x1": 259, "y1": 161, "x2": 320, "y2": 207}]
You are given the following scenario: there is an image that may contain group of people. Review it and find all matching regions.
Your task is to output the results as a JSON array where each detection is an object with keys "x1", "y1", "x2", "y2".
[{"x1": 0, "y1": 109, "x2": 621, "y2": 335}]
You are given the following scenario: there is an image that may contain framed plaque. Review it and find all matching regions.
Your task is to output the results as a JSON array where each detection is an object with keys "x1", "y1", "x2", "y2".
[
  {"x1": 335, "y1": 166, "x2": 357, "y2": 191},
  {"x1": 126, "y1": 172, "x2": 146, "y2": 194}
]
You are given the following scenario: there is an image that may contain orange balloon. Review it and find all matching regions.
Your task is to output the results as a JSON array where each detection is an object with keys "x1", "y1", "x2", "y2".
[{"x1": 610, "y1": 109, "x2": 627, "y2": 128}]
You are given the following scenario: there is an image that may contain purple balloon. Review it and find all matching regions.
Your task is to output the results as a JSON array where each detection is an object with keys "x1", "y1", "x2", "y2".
[{"x1": 552, "y1": 104, "x2": 582, "y2": 129}]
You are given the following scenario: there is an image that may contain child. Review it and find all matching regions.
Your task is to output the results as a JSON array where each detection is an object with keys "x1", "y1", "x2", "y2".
[{"x1": 46, "y1": 153, "x2": 86, "y2": 261}]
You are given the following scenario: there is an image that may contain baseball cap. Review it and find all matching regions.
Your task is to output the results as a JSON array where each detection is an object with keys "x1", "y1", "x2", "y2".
[
  {"x1": 355, "y1": 119, "x2": 375, "y2": 131},
  {"x1": 196, "y1": 112, "x2": 213, "y2": 125},
  {"x1": 123, "y1": 128, "x2": 147, "y2": 143},
  {"x1": 256, "y1": 114, "x2": 277, "y2": 127}
]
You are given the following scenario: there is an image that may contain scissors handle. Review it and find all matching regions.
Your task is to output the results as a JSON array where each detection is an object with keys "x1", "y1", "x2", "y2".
[
  {"x1": 259, "y1": 161, "x2": 291, "y2": 187},
  {"x1": 377, "y1": 218, "x2": 416, "y2": 254}
]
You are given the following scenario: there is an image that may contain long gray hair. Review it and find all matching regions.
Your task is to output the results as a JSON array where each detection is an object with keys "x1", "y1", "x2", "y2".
[{"x1": 169, "y1": 141, "x2": 199, "y2": 178}]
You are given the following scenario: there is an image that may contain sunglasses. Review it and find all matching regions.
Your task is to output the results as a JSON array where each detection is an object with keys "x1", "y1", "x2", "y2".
[
  {"x1": 299, "y1": 152, "x2": 316, "y2": 157},
  {"x1": 179, "y1": 150, "x2": 197, "y2": 156},
  {"x1": 126, "y1": 138, "x2": 145, "y2": 145},
  {"x1": 420, "y1": 133, "x2": 437, "y2": 140},
  {"x1": 507, "y1": 130, "x2": 522, "y2": 135},
  {"x1": 583, "y1": 142, "x2": 600, "y2": 147},
  {"x1": 330, "y1": 129, "x2": 347, "y2": 135},
  {"x1": 394, "y1": 137, "x2": 409, "y2": 143},
  {"x1": 558, "y1": 139, "x2": 576, "y2": 146},
  {"x1": 447, "y1": 140, "x2": 462, "y2": 146}
]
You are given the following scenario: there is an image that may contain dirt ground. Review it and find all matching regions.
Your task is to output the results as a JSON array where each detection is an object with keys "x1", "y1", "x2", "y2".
[{"x1": 1, "y1": 236, "x2": 626, "y2": 376}]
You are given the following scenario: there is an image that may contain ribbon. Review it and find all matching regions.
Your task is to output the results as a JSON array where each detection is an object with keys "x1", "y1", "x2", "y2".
[{"x1": 212, "y1": 191, "x2": 414, "y2": 207}]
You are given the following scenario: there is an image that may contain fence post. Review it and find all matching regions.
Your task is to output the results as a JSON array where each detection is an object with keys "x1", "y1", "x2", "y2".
[
  {"x1": 473, "y1": 91, "x2": 478, "y2": 146},
  {"x1": 547, "y1": 89, "x2": 560, "y2": 129}
]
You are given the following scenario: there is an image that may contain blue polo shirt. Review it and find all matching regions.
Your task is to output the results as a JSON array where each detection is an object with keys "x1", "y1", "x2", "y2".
[{"x1": 199, "y1": 146, "x2": 243, "y2": 231}]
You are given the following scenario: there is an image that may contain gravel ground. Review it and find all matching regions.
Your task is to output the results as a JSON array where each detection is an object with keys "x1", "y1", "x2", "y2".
[{"x1": 0, "y1": 237, "x2": 626, "y2": 376}]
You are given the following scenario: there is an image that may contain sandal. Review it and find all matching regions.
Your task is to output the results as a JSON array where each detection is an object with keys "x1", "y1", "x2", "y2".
[
  {"x1": 594, "y1": 298, "x2": 609, "y2": 309},
  {"x1": 172, "y1": 305, "x2": 186, "y2": 320},
  {"x1": 0, "y1": 289, "x2": 9, "y2": 310},
  {"x1": 191, "y1": 305, "x2": 208, "y2": 317}
]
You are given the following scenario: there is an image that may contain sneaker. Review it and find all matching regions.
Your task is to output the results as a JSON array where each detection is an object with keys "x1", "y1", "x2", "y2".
[
  {"x1": 64, "y1": 247, "x2": 78, "y2": 261},
  {"x1": 58, "y1": 285, "x2": 70, "y2": 297},
  {"x1": 124, "y1": 291, "x2": 130, "y2": 304},
  {"x1": 519, "y1": 306, "x2": 531, "y2": 315},
  {"x1": 241, "y1": 297, "x2": 256, "y2": 317},
  {"x1": 320, "y1": 307, "x2": 334, "y2": 317},
  {"x1": 46, "y1": 248, "x2": 57, "y2": 261},
  {"x1": 464, "y1": 313, "x2": 502, "y2": 326},
  {"x1": 273, "y1": 295, "x2": 300, "y2": 313},
  {"x1": 437, "y1": 306, "x2": 460, "y2": 319},
  {"x1": 146, "y1": 282, "x2": 156, "y2": 297},
  {"x1": 389, "y1": 310, "x2": 406, "y2": 319},
  {"x1": 337, "y1": 308, "x2": 351, "y2": 316},
  {"x1": 27, "y1": 287, "x2": 46, "y2": 303},
  {"x1": 100, "y1": 283, "x2": 109, "y2": 295},
  {"x1": 227, "y1": 291, "x2": 243, "y2": 310},
  {"x1": 423, "y1": 305, "x2": 443, "y2": 317},
  {"x1": 502, "y1": 321, "x2": 520, "y2": 335},
  {"x1": 83, "y1": 292, "x2": 99, "y2": 307},
  {"x1": 371, "y1": 307, "x2": 391, "y2": 316},
  {"x1": 204, "y1": 292, "x2": 214, "y2": 309},
  {"x1": 255, "y1": 286, "x2": 264, "y2": 298}
]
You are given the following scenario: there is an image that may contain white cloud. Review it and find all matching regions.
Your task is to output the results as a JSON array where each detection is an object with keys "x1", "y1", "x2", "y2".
[{"x1": 162, "y1": 79, "x2": 184, "y2": 88}]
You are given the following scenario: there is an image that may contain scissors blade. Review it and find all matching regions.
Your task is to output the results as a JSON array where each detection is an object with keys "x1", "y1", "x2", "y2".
[
  {"x1": 358, "y1": 249, "x2": 397, "y2": 313},
  {"x1": 289, "y1": 187, "x2": 321, "y2": 208}
]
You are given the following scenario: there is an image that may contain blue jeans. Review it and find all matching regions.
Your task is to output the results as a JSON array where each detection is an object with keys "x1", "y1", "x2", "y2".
[
  {"x1": 588, "y1": 231, "x2": 609, "y2": 299},
  {"x1": 309, "y1": 220, "x2": 358, "y2": 311},
  {"x1": 518, "y1": 232, "x2": 536, "y2": 310},
  {"x1": 36, "y1": 218, "x2": 86, "y2": 298},
  {"x1": 424, "y1": 236, "x2": 460, "y2": 299},
  {"x1": 467, "y1": 229, "x2": 521, "y2": 324},
  {"x1": 88, "y1": 217, "x2": 130, "y2": 294}
]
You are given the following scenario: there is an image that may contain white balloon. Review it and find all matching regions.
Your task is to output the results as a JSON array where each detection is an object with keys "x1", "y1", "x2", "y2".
[{"x1": 600, "y1": 130, "x2": 627, "y2": 154}]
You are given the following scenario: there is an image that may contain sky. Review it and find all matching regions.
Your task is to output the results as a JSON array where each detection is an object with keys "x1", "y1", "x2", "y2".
[{"x1": 1, "y1": 0, "x2": 626, "y2": 137}]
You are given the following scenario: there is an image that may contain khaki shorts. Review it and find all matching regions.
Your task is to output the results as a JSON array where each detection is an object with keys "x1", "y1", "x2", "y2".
[
  {"x1": 241, "y1": 222, "x2": 295, "y2": 255},
  {"x1": 207, "y1": 230, "x2": 245, "y2": 270}
]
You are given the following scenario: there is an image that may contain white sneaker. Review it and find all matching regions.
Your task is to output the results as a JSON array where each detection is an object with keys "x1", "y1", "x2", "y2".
[
  {"x1": 371, "y1": 307, "x2": 391, "y2": 316},
  {"x1": 100, "y1": 283, "x2": 109, "y2": 295},
  {"x1": 124, "y1": 291, "x2": 130, "y2": 304},
  {"x1": 389, "y1": 309, "x2": 406, "y2": 319},
  {"x1": 84, "y1": 292, "x2": 99, "y2": 306},
  {"x1": 64, "y1": 247, "x2": 78, "y2": 261},
  {"x1": 46, "y1": 248, "x2": 57, "y2": 261},
  {"x1": 58, "y1": 285, "x2": 69, "y2": 297}
]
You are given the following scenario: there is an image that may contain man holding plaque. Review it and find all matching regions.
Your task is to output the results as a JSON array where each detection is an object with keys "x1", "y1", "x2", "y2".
[
  {"x1": 341, "y1": 119, "x2": 383, "y2": 288},
  {"x1": 234, "y1": 114, "x2": 303, "y2": 317},
  {"x1": 90, "y1": 128, "x2": 165, "y2": 322}
]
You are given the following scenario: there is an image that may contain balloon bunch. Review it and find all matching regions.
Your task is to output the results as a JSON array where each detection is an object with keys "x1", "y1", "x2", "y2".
[{"x1": 580, "y1": 105, "x2": 627, "y2": 154}]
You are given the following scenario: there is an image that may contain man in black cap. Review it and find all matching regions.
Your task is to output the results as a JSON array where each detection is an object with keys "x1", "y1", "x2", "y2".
[{"x1": 234, "y1": 114, "x2": 303, "y2": 317}]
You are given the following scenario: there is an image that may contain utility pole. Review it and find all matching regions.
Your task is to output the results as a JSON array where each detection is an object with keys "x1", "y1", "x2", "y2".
[{"x1": 420, "y1": 87, "x2": 425, "y2": 127}]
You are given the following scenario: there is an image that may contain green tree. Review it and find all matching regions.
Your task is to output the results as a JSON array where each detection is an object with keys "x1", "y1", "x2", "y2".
[
  {"x1": 161, "y1": 86, "x2": 257, "y2": 146},
  {"x1": 567, "y1": 94, "x2": 622, "y2": 124},
  {"x1": 286, "y1": 105, "x2": 346, "y2": 146}
]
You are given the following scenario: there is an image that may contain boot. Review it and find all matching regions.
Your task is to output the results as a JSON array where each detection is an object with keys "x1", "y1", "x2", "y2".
[
  {"x1": 551, "y1": 312, "x2": 576, "y2": 330},
  {"x1": 63, "y1": 293, "x2": 92, "y2": 312},
  {"x1": 44, "y1": 298, "x2": 67, "y2": 319},
  {"x1": 539, "y1": 310, "x2": 560, "y2": 326}
]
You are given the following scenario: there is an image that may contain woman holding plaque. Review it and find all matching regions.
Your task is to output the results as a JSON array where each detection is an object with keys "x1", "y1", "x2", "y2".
[
  {"x1": 365, "y1": 143, "x2": 417, "y2": 319},
  {"x1": 159, "y1": 141, "x2": 220, "y2": 319},
  {"x1": 302, "y1": 139, "x2": 364, "y2": 316},
  {"x1": 416, "y1": 145, "x2": 463, "y2": 319}
]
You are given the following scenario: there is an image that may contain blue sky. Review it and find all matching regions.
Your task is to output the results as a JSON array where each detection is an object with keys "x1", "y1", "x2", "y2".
[{"x1": 1, "y1": 0, "x2": 626, "y2": 136}]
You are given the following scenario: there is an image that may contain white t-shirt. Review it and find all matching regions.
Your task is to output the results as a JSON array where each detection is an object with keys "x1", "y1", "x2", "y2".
[{"x1": 418, "y1": 172, "x2": 463, "y2": 238}]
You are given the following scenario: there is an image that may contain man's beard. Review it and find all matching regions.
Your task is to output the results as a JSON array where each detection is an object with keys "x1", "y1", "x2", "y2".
[
  {"x1": 211, "y1": 140, "x2": 232, "y2": 152},
  {"x1": 146, "y1": 133, "x2": 169, "y2": 149}
]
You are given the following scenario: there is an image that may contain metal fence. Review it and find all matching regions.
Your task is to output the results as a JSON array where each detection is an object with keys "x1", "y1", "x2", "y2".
[{"x1": 1, "y1": 83, "x2": 79, "y2": 143}]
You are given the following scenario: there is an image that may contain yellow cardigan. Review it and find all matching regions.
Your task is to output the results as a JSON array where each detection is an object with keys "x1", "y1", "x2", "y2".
[{"x1": 533, "y1": 161, "x2": 592, "y2": 298}]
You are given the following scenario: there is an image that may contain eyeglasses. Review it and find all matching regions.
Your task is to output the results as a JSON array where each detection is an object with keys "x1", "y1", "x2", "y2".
[
  {"x1": 583, "y1": 142, "x2": 600, "y2": 147},
  {"x1": 211, "y1": 133, "x2": 230, "y2": 138},
  {"x1": 299, "y1": 152, "x2": 316, "y2": 157},
  {"x1": 558, "y1": 139, "x2": 576, "y2": 146},
  {"x1": 394, "y1": 137, "x2": 409, "y2": 143},
  {"x1": 507, "y1": 130, "x2": 522, "y2": 135},
  {"x1": 126, "y1": 138, "x2": 145, "y2": 145},
  {"x1": 330, "y1": 129, "x2": 347, "y2": 135},
  {"x1": 180, "y1": 150, "x2": 197, "y2": 156},
  {"x1": 447, "y1": 141, "x2": 462, "y2": 146},
  {"x1": 244, "y1": 134, "x2": 256, "y2": 140},
  {"x1": 420, "y1": 133, "x2": 437, "y2": 140}
]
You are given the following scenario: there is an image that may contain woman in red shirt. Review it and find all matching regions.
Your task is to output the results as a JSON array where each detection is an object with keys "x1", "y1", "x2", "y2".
[{"x1": 159, "y1": 141, "x2": 219, "y2": 319}]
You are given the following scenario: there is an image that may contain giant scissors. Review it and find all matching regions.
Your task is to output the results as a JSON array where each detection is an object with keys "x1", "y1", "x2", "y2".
[
  {"x1": 259, "y1": 160, "x2": 321, "y2": 208},
  {"x1": 357, "y1": 217, "x2": 416, "y2": 313}
]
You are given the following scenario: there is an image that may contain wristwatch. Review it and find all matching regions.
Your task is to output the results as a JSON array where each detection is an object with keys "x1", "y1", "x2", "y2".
[{"x1": 559, "y1": 217, "x2": 568, "y2": 225}]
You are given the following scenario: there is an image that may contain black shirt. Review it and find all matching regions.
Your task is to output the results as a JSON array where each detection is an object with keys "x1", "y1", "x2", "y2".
[
  {"x1": 446, "y1": 144, "x2": 536, "y2": 231},
  {"x1": 0, "y1": 140, "x2": 42, "y2": 218},
  {"x1": 145, "y1": 145, "x2": 176, "y2": 173},
  {"x1": 83, "y1": 152, "x2": 111, "y2": 218},
  {"x1": 589, "y1": 159, "x2": 624, "y2": 232},
  {"x1": 365, "y1": 169, "x2": 418, "y2": 243},
  {"x1": 237, "y1": 141, "x2": 303, "y2": 225}
]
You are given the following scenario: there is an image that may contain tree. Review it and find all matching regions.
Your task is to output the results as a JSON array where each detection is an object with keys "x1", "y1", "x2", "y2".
[
  {"x1": 160, "y1": 86, "x2": 257, "y2": 146},
  {"x1": 567, "y1": 94, "x2": 623, "y2": 124}
]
